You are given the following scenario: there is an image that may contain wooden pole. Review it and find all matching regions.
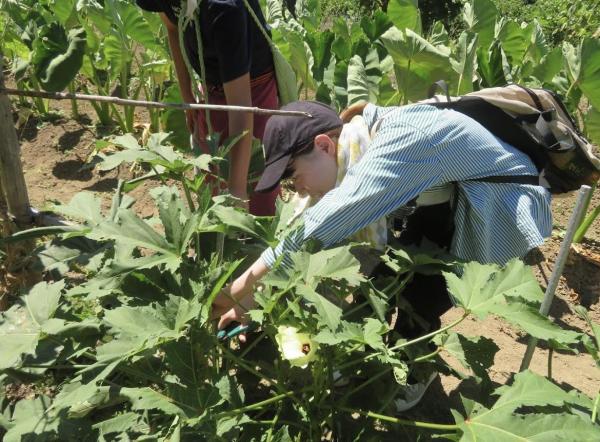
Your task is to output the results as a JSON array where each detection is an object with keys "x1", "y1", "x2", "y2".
[
  {"x1": 0, "y1": 53, "x2": 32, "y2": 225},
  {"x1": 0, "y1": 87, "x2": 312, "y2": 118}
]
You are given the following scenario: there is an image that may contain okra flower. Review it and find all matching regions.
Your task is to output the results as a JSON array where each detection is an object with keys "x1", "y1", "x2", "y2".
[{"x1": 275, "y1": 326, "x2": 318, "y2": 368}]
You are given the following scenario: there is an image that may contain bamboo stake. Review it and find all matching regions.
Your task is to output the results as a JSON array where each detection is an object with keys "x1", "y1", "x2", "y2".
[
  {"x1": 519, "y1": 185, "x2": 593, "y2": 371},
  {"x1": 0, "y1": 55, "x2": 33, "y2": 225},
  {"x1": 0, "y1": 87, "x2": 312, "y2": 118}
]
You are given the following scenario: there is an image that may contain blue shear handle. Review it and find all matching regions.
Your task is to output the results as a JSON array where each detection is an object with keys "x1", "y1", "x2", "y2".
[{"x1": 217, "y1": 322, "x2": 258, "y2": 341}]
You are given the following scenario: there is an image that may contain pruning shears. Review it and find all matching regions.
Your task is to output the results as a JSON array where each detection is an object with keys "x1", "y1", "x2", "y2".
[{"x1": 217, "y1": 321, "x2": 259, "y2": 341}]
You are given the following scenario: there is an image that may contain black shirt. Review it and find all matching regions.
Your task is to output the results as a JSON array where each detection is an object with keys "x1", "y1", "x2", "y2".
[{"x1": 136, "y1": 0, "x2": 273, "y2": 86}]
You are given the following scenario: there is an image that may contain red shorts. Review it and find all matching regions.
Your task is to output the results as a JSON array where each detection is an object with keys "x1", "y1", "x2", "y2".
[{"x1": 196, "y1": 71, "x2": 280, "y2": 216}]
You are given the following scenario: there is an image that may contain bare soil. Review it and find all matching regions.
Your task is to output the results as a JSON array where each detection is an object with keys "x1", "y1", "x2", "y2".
[{"x1": 2, "y1": 97, "x2": 600, "y2": 429}]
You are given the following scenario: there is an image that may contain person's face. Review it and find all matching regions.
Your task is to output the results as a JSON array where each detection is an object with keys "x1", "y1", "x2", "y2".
[{"x1": 288, "y1": 134, "x2": 338, "y2": 199}]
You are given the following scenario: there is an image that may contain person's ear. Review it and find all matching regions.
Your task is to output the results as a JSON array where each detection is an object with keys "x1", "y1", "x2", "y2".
[{"x1": 313, "y1": 134, "x2": 336, "y2": 157}]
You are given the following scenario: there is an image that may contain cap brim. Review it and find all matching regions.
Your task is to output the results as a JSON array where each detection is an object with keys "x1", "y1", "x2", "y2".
[{"x1": 255, "y1": 153, "x2": 292, "y2": 193}]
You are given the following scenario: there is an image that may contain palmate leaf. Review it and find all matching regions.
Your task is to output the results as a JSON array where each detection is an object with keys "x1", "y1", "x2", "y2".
[
  {"x1": 439, "y1": 332, "x2": 499, "y2": 379},
  {"x1": 97, "y1": 294, "x2": 204, "y2": 361},
  {"x1": 0, "y1": 281, "x2": 65, "y2": 369},
  {"x1": 445, "y1": 260, "x2": 579, "y2": 345},
  {"x1": 297, "y1": 285, "x2": 343, "y2": 331},
  {"x1": 456, "y1": 371, "x2": 600, "y2": 441},
  {"x1": 305, "y1": 245, "x2": 366, "y2": 287},
  {"x1": 50, "y1": 191, "x2": 104, "y2": 226}
]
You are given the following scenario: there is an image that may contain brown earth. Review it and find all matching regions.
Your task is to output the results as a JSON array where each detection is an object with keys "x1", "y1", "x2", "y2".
[{"x1": 1, "y1": 96, "x2": 600, "y2": 430}]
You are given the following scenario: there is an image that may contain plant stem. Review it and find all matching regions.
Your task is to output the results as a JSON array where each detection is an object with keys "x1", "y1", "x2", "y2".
[
  {"x1": 338, "y1": 406, "x2": 458, "y2": 431},
  {"x1": 338, "y1": 313, "x2": 468, "y2": 371},
  {"x1": 68, "y1": 81, "x2": 79, "y2": 120},
  {"x1": 547, "y1": 348, "x2": 554, "y2": 380},
  {"x1": 216, "y1": 391, "x2": 296, "y2": 418},
  {"x1": 592, "y1": 391, "x2": 600, "y2": 423}
]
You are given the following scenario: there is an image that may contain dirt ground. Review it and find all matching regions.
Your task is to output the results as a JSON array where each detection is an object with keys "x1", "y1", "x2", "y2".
[{"x1": 2, "y1": 97, "x2": 600, "y2": 424}]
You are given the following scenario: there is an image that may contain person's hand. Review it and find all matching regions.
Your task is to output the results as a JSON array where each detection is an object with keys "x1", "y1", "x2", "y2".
[{"x1": 217, "y1": 305, "x2": 249, "y2": 343}]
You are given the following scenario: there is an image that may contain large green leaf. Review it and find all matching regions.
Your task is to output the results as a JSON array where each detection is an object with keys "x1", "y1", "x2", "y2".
[
  {"x1": 439, "y1": 332, "x2": 499, "y2": 379},
  {"x1": 305, "y1": 246, "x2": 366, "y2": 287},
  {"x1": 347, "y1": 55, "x2": 377, "y2": 105},
  {"x1": 387, "y1": 0, "x2": 421, "y2": 35},
  {"x1": 445, "y1": 260, "x2": 579, "y2": 344},
  {"x1": 381, "y1": 27, "x2": 453, "y2": 102},
  {"x1": 451, "y1": 31, "x2": 479, "y2": 94},
  {"x1": 50, "y1": 192, "x2": 104, "y2": 226},
  {"x1": 457, "y1": 371, "x2": 600, "y2": 440},
  {"x1": 532, "y1": 46, "x2": 563, "y2": 84},
  {"x1": 476, "y1": 40, "x2": 508, "y2": 87},
  {"x1": 584, "y1": 106, "x2": 600, "y2": 146},
  {"x1": 462, "y1": 0, "x2": 498, "y2": 50},
  {"x1": 360, "y1": 10, "x2": 393, "y2": 43},
  {"x1": 497, "y1": 21, "x2": 534, "y2": 67},
  {"x1": 297, "y1": 285, "x2": 343, "y2": 331},
  {"x1": 306, "y1": 30, "x2": 334, "y2": 82},
  {"x1": 31, "y1": 23, "x2": 86, "y2": 92},
  {"x1": 575, "y1": 38, "x2": 600, "y2": 110},
  {"x1": 0, "y1": 281, "x2": 65, "y2": 369},
  {"x1": 161, "y1": 83, "x2": 190, "y2": 151}
]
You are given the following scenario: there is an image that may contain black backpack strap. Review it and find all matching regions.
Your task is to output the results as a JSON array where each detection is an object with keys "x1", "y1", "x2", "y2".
[
  {"x1": 429, "y1": 96, "x2": 548, "y2": 171},
  {"x1": 466, "y1": 175, "x2": 540, "y2": 186},
  {"x1": 427, "y1": 80, "x2": 451, "y2": 102}
]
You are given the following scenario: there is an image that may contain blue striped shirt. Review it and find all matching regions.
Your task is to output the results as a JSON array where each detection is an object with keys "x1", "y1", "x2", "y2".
[{"x1": 261, "y1": 104, "x2": 552, "y2": 268}]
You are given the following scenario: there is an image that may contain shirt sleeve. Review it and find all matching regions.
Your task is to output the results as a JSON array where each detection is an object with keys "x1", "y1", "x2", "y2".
[
  {"x1": 261, "y1": 112, "x2": 446, "y2": 269},
  {"x1": 208, "y1": 3, "x2": 251, "y2": 83}
]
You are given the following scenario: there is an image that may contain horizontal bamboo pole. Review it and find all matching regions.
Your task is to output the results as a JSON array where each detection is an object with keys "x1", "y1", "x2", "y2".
[{"x1": 0, "y1": 87, "x2": 312, "y2": 117}]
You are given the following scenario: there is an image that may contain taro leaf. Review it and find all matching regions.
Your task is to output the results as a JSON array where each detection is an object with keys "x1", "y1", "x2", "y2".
[
  {"x1": 497, "y1": 21, "x2": 534, "y2": 67},
  {"x1": 477, "y1": 40, "x2": 507, "y2": 87},
  {"x1": 387, "y1": 0, "x2": 422, "y2": 35},
  {"x1": 0, "y1": 281, "x2": 64, "y2": 369},
  {"x1": 429, "y1": 21, "x2": 450, "y2": 47},
  {"x1": 297, "y1": 285, "x2": 342, "y2": 331},
  {"x1": 381, "y1": 27, "x2": 453, "y2": 103},
  {"x1": 161, "y1": 83, "x2": 189, "y2": 150},
  {"x1": 584, "y1": 106, "x2": 600, "y2": 146},
  {"x1": 347, "y1": 55, "x2": 376, "y2": 105},
  {"x1": 532, "y1": 47, "x2": 563, "y2": 84},
  {"x1": 440, "y1": 333, "x2": 499, "y2": 379},
  {"x1": 305, "y1": 245, "x2": 366, "y2": 287},
  {"x1": 457, "y1": 371, "x2": 600, "y2": 440},
  {"x1": 305, "y1": 30, "x2": 334, "y2": 82},
  {"x1": 462, "y1": 0, "x2": 498, "y2": 51},
  {"x1": 31, "y1": 23, "x2": 86, "y2": 92},
  {"x1": 451, "y1": 31, "x2": 479, "y2": 95},
  {"x1": 526, "y1": 20, "x2": 550, "y2": 64},
  {"x1": 287, "y1": 31, "x2": 315, "y2": 90},
  {"x1": 573, "y1": 38, "x2": 600, "y2": 110},
  {"x1": 360, "y1": 10, "x2": 393, "y2": 42}
]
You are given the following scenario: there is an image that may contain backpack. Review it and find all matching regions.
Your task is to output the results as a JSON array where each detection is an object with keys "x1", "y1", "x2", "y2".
[{"x1": 423, "y1": 82, "x2": 600, "y2": 194}]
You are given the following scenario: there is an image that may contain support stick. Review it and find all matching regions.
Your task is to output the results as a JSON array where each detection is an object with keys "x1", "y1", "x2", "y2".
[
  {"x1": 519, "y1": 185, "x2": 593, "y2": 371},
  {"x1": 0, "y1": 55, "x2": 33, "y2": 224},
  {"x1": 0, "y1": 87, "x2": 312, "y2": 118}
]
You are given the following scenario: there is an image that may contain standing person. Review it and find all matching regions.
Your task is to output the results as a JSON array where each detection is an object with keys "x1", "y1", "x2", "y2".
[
  {"x1": 136, "y1": 0, "x2": 280, "y2": 215},
  {"x1": 211, "y1": 100, "x2": 553, "y2": 329}
]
